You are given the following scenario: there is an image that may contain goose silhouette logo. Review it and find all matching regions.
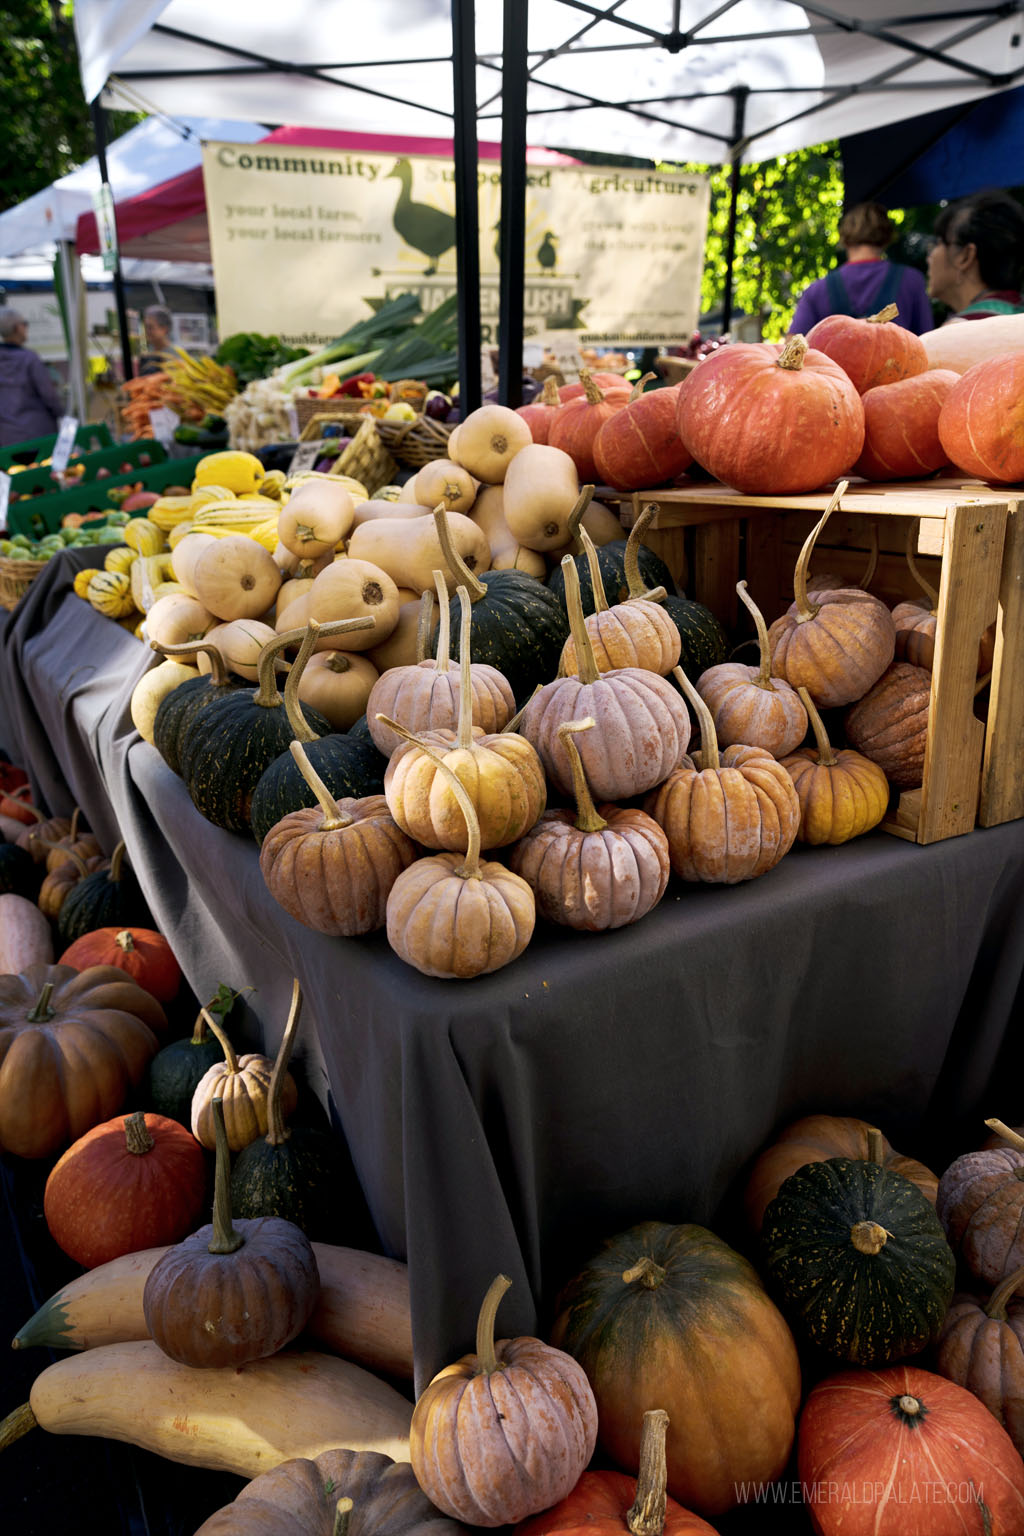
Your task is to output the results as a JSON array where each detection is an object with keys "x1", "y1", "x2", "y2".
[{"x1": 386, "y1": 159, "x2": 457, "y2": 275}]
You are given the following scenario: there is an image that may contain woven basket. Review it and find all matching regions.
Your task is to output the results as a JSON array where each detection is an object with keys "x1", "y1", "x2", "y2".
[
  {"x1": 0, "y1": 555, "x2": 48, "y2": 611},
  {"x1": 374, "y1": 414, "x2": 454, "y2": 469},
  {"x1": 293, "y1": 396, "x2": 363, "y2": 435},
  {"x1": 333, "y1": 418, "x2": 398, "y2": 498}
]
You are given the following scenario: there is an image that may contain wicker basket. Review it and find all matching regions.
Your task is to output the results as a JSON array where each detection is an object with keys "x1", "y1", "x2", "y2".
[
  {"x1": 374, "y1": 413, "x2": 454, "y2": 469},
  {"x1": 333, "y1": 418, "x2": 398, "y2": 498},
  {"x1": 0, "y1": 555, "x2": 48, "y2": 611},
  {"x1": 293, "y1": 396, "x2": 362, "y2": 435}
]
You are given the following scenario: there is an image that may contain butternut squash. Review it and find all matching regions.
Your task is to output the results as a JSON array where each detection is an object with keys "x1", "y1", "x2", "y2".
[
  {"x1": 410, "y1": 459, "x2": 477, "y2": 515},
  {"x1": 0, "y1": 893, "x2": 54, "y2": 971},
  {"x1": 277, "y1": 481, "x2": 356, "y2": 559},
  {"x1": 468, "y1": 484, "x2": 547, "y2": 578},
  {"x1": 144, "y1": 592, "x2": 215, "y2": 659},
  {"x1": 274, "y1": 593, "x2": 312, "y2": 636},
  {"x1": 198, "y1": 619, "x2": 280, "y2": 681},
  {"x1": 366, "y1": 597, "x2": 426, "y2": 672},
  {"x1": 191, "y1": 535, "x2": 282, "y2": 622},
  {"x1": 296, "y1": 650, "x2": 379, "y2": 730},
  {"x1": 502, "y1": 442, "x2": 583, "y2": 551},
  {"x1": 170, "y1": 531, "x2": 216, "y2": 595},
  {"x1": 12, "y1": 1243, "x2": 415, "y2": 1381},
  {"x1": 346, "y1": 513, "x2": 490, "y2": 595},
  {"x1": 0, "y1": 1342, "x2": 412, "y2": 1474},
  {"x1": 351, "y1": 498, "x2": 434, "y2": 529},
  {"x1": 307, "y1": 558, "x2": 400, "y2": 648},
  {"x1": 922, "y1": 313, "x2": 1024, "y2": 374},
  {"x1": 449, "y1": 403, "x2": 532, "y2": 483}
]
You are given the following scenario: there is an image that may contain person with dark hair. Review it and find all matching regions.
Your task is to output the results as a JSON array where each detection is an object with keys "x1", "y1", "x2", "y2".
[
  {"x1": 927, "y1": 189, "x2": 1024, "y2": 320},
  {"x1": 789, "y1": 201, "x2": 933, "y2": 336},
  {"x1": 138, "y1": 304, "x2": 174, "y2": 376}
]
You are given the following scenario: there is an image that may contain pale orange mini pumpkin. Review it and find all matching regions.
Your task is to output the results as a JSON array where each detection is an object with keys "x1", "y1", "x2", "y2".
[
  {"x1": 697, "y1": 580, "x2": 807, "y2": 756},
  {"x1": 190, "y1": 1009, "x2": 298, "y2": 1153},
  {"x1": 892, "y1": 518, "x2": 996, "y2": 676},
  {"x1": 559, "y1": 520, "x2": 680, "y2": 678},
  {"x1": 780, "y1": 686, "x2": 890, "y2": 845}
]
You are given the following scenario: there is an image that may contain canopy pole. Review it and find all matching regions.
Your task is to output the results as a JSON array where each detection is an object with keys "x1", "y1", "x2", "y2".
[
  {"x1": 720, "y1": 86, "x2": 749, "y2": 338},
  {"x1": 452, "y1": 0, "x2": 482, "y2": 415},
  {"x1": 497, "y1": 0, "x2": 529, "y2": 408},
  {"x1": 56, "y1": 240, "x2": 88, "y2": 423},
  {"x1": 90, "y1": 98, "x2": 135, "y2": 390}
]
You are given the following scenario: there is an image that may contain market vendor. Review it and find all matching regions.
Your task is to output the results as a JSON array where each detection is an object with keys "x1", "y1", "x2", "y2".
[
  {"x1": 138, "y1": 305, "x2": 174, "y2": 376},
  {"x1": 789, "y1": 202, "x2": 933, "y2": 334},
  {"x1": 0, "y1": 306, "x2": 64, "y2": 447},
  {"x1": 927, "y1": 188, "x2": 1024, "y2": 320}
]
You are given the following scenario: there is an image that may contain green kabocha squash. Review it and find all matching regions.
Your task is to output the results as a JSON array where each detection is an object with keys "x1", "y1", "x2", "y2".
[
  {"x1": 430, "y1": 507, "x2": 569, "y2": 705},
  {"x1": 151, "y1": 638, "x2": 243, "y2": 777},
  {"x1": 56, "y1": 841, "x2": 153, "y2": 947},
  {"x1": 621, "y1": 504, "x2": 727, "y2": 683},
  {"x1": 143, "y1": 1005, "x2": 229, "y2": 1126},
  {"x1": 230, "y1": 980, "x2": 349, "y2": 1242},
  {"x1": 348, "y1": 714, "x2": 373, "y2": 743},
  {"x1": 249, "y1": 648, "x2": 387, "y2": 846},
  {"x1": 761, "y1": 1130, "x2": 956, "y2": 1367},
  {"x1": 177, "y1": 619, "x2": 365, "y2": 834}
]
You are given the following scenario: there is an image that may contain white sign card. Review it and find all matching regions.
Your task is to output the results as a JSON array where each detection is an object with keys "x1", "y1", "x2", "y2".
[{"x1": 50, "y1": 416, "x2": 79, "y2": 476}]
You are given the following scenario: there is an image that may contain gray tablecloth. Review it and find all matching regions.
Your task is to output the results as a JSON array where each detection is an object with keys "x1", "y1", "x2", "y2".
[{"x1": 3, "y1": 550, "x2": 1024, "y2": 1393}]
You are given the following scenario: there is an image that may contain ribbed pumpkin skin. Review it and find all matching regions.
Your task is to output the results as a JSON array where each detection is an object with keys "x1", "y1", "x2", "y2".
[
  {"x1": 521, "y1": 670, "x2": 690, "y2": 802},
  {"x1": 844, "y1": 662, "x2": 930, "y2": 789},
  {"x1": 153, "y1": 674, "x2": 241, "y2": 776},
  {"x1": 193, "y1": 1448, "x2": 470, "y2": 1536},
  {"x1": 142, "y1": 1214, "x2": 319, "y2": 1368},
  {"x1": 592, "y1": 383, "x2": 693, "y2": 490},
  {"x1": 59, "y1": 927, "x2": 181, "y2": 1003},
  {"x1": 938, "y1": 352, "x2": 1024, "y2": 483},
  {"x1": 43, "y1": 1111, "x2": 207, "y2": 1268},
  {"x1": 507, "y1": 806, "x2": 670, "y2": 930},
  {"x1": 410, "y1": 1335, "x2": 598, "y2": 1526},
  {"x1": 561, "y1": 599, "x2": 681, "y2": 677},
  {"x1": 548, "y1": 382, "x2": 631, "y2": 483},
  {"x1": 936, "y1": 1147, "x2": 1024, "y2": 1286},
  {"x1": 250, "y1": 734, "x2": 387, "y2": 847},
  {"x1": 893, "y1": 602, "x2": 997, "y2": 676},
  {"x1": 805, "y1": 313, "x2": 929, "y2": 393},
  {"x1": 385, "y1": 730, "x2": 547, "y2": 853},
  {"x1": 937, "y1": 1284, "x2": 1024, "y2": 1456},
  {"x1": 768, "y1": 589, "x2": 896, "y2": 709},
  {"x1": 515, "y1": 1470, "x2": 717, "y2": 1536},
  {"x1": 434, "y1": 571, "x2": 570, "y2": 706},
  {"x1": 780, "y1": 745, "x2": 890, "y2": 844},
  {"x1": 762, "y1": 1158, "x2": 956, "y2": 1366},
  {"x1": 797, "y1": 1365, "x2": 1024, "y2": 1536},
  {"x1": 178, "y1": 691, "x2": 333, "y2": 832},
  {"x1": 0, "y1": 964, "x2": 167, "y2": 1160},
  {"x1": 676, "y1": 341, "x2": 865, "y2": 494},
  {"x1": 367, "y1": 658, "x2": 514, "y2": 759},
  {"x1": 259, "y1": 797, "x2": 417, "y2": 935},
  {"x1": 854, "y1": 369, "x2": 960, "y2": 479},
  {"x1": 550, "y1": 1221, "x2": 801, "y2": 1519},
  {"x1": 191, "y1": 1056, "x2": 298, "y2": 1153},
  {"x1": 645, "y1": 745, "x2": 800, "y2": 883},
  {"x1": 386, "y1": 854, "x2": 535, "y2": 980},
  {"x1": 745, "y1": 1115, "x2": 939, "y2": 1233},
  {"x1": 548, "y1": 541, "x2": 675, "y2": 616},
  {"x1": 697, "y1": 663, "x2": 808, "y2": 756},
  {"x1": 662, "y1": 597, "x2": 728, "y2": 683},
  {"x1": 230, "y1": 1126, "x2": 350, "y2": 1244}
]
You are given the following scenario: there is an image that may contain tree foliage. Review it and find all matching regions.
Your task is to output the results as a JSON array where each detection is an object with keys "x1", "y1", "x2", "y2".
[{"x1": 0, "y1": 1, "x2": 140, "y2": 214}]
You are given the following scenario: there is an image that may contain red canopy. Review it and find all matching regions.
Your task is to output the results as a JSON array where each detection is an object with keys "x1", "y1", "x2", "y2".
[{"x1": 76, "y1": 124, "x2": 577, "y2": 262}]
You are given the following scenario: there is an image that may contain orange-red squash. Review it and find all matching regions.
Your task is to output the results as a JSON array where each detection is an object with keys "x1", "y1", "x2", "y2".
[
  {"x1": 58, "y1": 927, "x2": 181, "y2": 1003},
  {"x1": 854, "y1": 369, "x2": 960, "y2": 480},
  {"x1": 593, "y1": 377, "x2": 692, "y2": 490},
  {"x1": 806, "y1": 302, "x2": 929, "y2": 394},
  {"x1": 937, "y1": 351, "x2": 1024, "y2": 484}
]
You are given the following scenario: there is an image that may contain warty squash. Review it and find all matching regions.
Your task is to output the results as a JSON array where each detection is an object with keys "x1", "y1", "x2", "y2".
[{"x1": 844, "y1": 661, "x2": 931, "y2": 789}]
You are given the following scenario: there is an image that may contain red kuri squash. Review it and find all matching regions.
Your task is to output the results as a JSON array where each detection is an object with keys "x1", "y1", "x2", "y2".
[
  {"x1": 58, "y1": 927, "x2": 181, "y2": 1003},
  {"x1": 937, "y1": 351, "x2": 1024, "y2": 484},
  {"x1": 516, "y1": 376, "x2": 563, "y2": 444},
  {"x1": 854, "y1": 369, "x2": 960, "y2": 481},
  {"x1": 806, "y1": 302, "x2": 929, "y2": 394},
  {"x1": 593, "y1": 377, "x2": 692, "y2": 490},
  {"x1": 548, "y1": 369, "x2": 631, "y2": 483}
]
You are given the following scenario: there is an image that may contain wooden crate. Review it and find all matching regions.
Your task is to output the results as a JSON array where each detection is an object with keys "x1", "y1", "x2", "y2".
[{"x1": 602, "y1": 481, "x2": 1023, "y2": 846}]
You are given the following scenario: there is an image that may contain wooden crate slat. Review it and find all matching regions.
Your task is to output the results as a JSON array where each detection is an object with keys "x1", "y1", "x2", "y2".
[{"x1": 980, "y1": 499, "x2": 1024, "y2": 827}]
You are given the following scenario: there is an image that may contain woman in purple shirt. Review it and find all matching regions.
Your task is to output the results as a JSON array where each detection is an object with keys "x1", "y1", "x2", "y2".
[{"x1": 790, "y1": 203, "x2": 933, "y2": 337}]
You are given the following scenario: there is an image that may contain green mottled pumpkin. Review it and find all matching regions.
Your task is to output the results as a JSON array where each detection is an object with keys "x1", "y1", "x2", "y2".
[
  {"x1": 144, "y1": 1007, "x2": 228, "y2": 1126},
  {"x1": 56, "y1": 841, "x2": 152, "y2": 947},
  {"x1": 761, "y1": 1150, "x2": 956, "y2": 1367},
  {"x1": 230, "y1": 981, "x2": 347, "y2": 1242},
  {"x1": 152, "y1": 639, "x2": 243, "y2": 776},
  {"x1": 430, "y1": 509, "x2": 569, "y2": 704},
  {"x1": 178, "y1": 623, "x2": 346, "y2": 834}
]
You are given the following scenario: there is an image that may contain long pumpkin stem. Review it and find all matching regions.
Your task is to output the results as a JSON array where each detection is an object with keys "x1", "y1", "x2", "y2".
[
  {"x1": 628, "y1": 372, "x2": 657, "y2": 403},
  {"x1": 985, "y1": 1263, "x2": 1024, "y2": 1321},
  {"x1": 905, "y1": 518, "x2": 939, "y2": 611},
  {"x1": 123, "y1": 1111, "x2": 154, "y2": 1156},
  {"x1": 152, "y1": 639, "x2": 230, "y2": 686},
  {"x1": 475, "y1": 1274, "x2": 512, "y2": 1376},
  {"x1": 283, "y1": 621, "x2": 326, "y2": 744},
  {"x1": 434, "y1": 505, "x2": 485, "y2": 601},
  {"x1": 208, "y1": 1098, "x2": 244, "y2": 1255},
  {"x1": 580, "y1": 527, "x2": 609, "y2": 614},
  {"x1": 558, "y1": 719, "x2": 606, "y2": 834},
  {"x1": 985, "y1": 1119, "x2": 1024, "y2": 1153},
  {"x1": 736, "y1": 580, "x2": 777, "y2": 691},
  {"x1": 792, "y1": 480, "x2": 849, "y2": 623},
  {"x1": 333, "y1": 1498, "x2": 354, "y2": 1536},
  {"x1": 798, "y1": 686, "x2": 837, "y2": 767},
  {"x1": 109, "y1": 840, "x2": 127, "y2": 884},
  {"x1": 415, "y1": 587, "x2": 435, "y2": 666},
  {"x1": 28, "y1": 981, "x2": 55, "y2": 1023},
  {"x1": 433, "y1": 569, "x2": 452, "y2": 672},
  {"x1": 672, "y1": 665, "x2": 718, "y2": 772},
  {"x1": 288, "y1": 739, "x2": 353, "y2": 831},
  {"x1": 265, "y1": 979, "x2": 301, "y2": 1149},
  {"x1": 627, "y1": 1409, "x2": 670, "y2": 1536},
  {"x1": 200, "y1": 1009, "x2": 239, "y2": 1075},
  {"x1": 374, "y1": 713, "x2": 484, "y2": 879},
  {"x1": 561, "y1": 556, "x2": 601, "y2": 686},
  {"x1": 455, "y1": 587, "x2": 475, "y2": 751},
  {"x1": 624, "y1": 504, "x2": 659, "y2": 600},
  {"x1": 565, "y1": 485, "x2": 596, "y2": 554}
]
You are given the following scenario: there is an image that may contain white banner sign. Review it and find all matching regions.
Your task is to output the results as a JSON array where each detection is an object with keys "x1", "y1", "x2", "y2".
[{"x1": 202, "y1": 143, "x2": 709, "y2": 351}]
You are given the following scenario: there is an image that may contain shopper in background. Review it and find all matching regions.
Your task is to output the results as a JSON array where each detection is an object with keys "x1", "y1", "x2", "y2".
[
  {"x1": 927, "y1": 189, "x2": 1024, "y2": 320},
  {"x1": 138, "y1": 304, "x2": 174, "y2": 376},
  {"x1": 789, "y1": 202, "x2": 933, "y2": 336},
  {"x1": 0, "y1": 306, "x2": 64, "y2": 447}
]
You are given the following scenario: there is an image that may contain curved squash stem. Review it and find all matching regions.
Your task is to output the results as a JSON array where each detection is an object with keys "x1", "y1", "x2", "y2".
[
  {"x1": 736, "y1": 580, "x2": 777, "y2": 692},
  {"x1": 624, "y1": 504, "x2": 659, "y2": 600},
  {"x1": 455, "y1": 587, "x2": 475, "y2": 751},
  {"x1": 191, "y1": 1007, "x2": 209, "y2": 1045},
  {"x1": 905, "y1": 518, "x2": 939, "y2": 611},
  {"x1": 0, "y1": 1401, "x2": 38, "y2": 1449},
  {"x1": 208, "y1": 1098, "x2": 244, "y2": 1255},
  {"x1": 69, "y1": 806, "x2": 81, "y2": 842},
  {"x1": 374, "y1": 713, "x2": 484, "y2": 880},
  {"x1": 199, "y1": 1009, "x2": 239, "y2": 1076},
  {"x1": 558, "y1": 719, "x2": 607, "y2": 834},
  {"x1": 859, "y1": 522, "x2": 879, "y2": 590},
  {"x1": 502, "y1": 685, "x2": 541, "y2": 735},
  {"x1": 109, "y1": 840, "x2": 127, "y2": 884},
  {"x1": 264, "y1": 978, "x2": 301, "y2": 1149},
  {"x1": 627, "y1": 1409, "x2": 670, "y2": 1536},
  {"x1": 61, "y1": 846, "x2": 90, "y2": 879},
  {"x1": 985, "y1": 1263, "x2": 1024, "y2": 1321},
  {"x1": 432, "y1": 570, "x2": 452, "y2": 674},
  {"x1": 561, "y1": 555, "x2": 601, "y2": 686},
  {"x1": 27, "y1": 981, "x2": 55, "y2": 1024},
  {"x1": 123, "y1": 1110, "x2": 154, "y2": 1156},
  {"x1": 793, "y1": 480, "x2": 849, "y2": 624},
  {"x1": 671, "y1": 665, "x2": 719, "y2": 773},
  {"x1": 628, "y1": 371, "x2": 657, "y2": 404},
  {"x1": 868, "y1": 303, "x2": 899, "y2": 324},
  {"x1": 776, "y1": 335, "x2": 808, "y2": 371},
  {"x1": 433, "y1": 505, "x2": 485, "y2": 601},
  {"x1": 798, "y1": 686, "x2": 837, "y2": 768},
  {"x1": 153, "y1": 639, "x2": 231, "y2": 686},
  {"x1": 282, "y1": 616, "x2": 375, "y2": 742},
  {"x1": 865, "y1": 1126, "x2": 885, "y2": 1165},
  {"x1": 475, "y1": 1273, "x2": 512, "y2": 1376},
  {"x1": 985, "y1": 1118, "x2": 1024, "y2": 1154},
  {"x1": 288, "y1": 739, "x2": 353, "y2": 832},
  {"x1": 565, "y1": 485, "x2": 596, "y2": 554},
  {"x1": 579, "y1": 526, "x2": 609, "y2": 614},
  {"x1": 415, "y1": 587, "x2": 435, "y2": 666},
  {"x1": 333, "y1": 1498, "x2": 354, "y2": 1536}
]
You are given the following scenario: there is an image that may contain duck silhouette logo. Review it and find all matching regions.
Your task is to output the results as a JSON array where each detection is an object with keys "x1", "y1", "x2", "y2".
[
  {"x1": 536, "y1": 231, "x2": 559, "y2": 271},
  {"x1": 387, "y1": 159, "x2": 457, "y2": 275}
]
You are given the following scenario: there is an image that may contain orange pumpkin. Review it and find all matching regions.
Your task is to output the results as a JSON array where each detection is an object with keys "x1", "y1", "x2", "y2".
[
  {"x1": 58, "y1": 927, "x2": 181, "y2": 1003},
  {"x1": 548, "y1": 369, "x2": 631, "y2": 483},
  {"x1": 938, "y1": 351, "x2": 1024, "y2": 483},
  {"x1": 806, "y1": 302, "x2": 929, "y2": 394},
  {"x1": 854, "y1": 369, "x2": 960, "y2": 480},
  {"x1": 697, "y1": 580, "x2": 807, "y2": 756},
  {"x1": 592, "y1": 376, "x2": 692, "y2": 491},
  {"x1": 780, "y1": 687, "x2": 890, "y2": 844}
]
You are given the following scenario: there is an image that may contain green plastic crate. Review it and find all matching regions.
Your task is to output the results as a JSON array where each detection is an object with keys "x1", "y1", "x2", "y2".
[
  {"x1": 6, "y1": 456, "x2": 204, "y2": 539},
  {"x1": 0, "y1": 423, "x2": 114, "y2": 470},
  {"x1": 8, "y1": 439, "x2": 167, "y2": 499}
]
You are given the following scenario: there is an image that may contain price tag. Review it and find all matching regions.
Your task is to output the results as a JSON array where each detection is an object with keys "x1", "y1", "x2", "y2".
[
  {"x1": 0, "y1": 471, "x2": 10, "y2": 528},
  {"x1": 50, "y1": 416, "x2": 79, "y2": 476},
  {"x1": 148, "y1": 407, "x2": 180, "y2": 449},
  {"x1": 287, "y1": 441, "x2": 325, "y2": 478}
]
